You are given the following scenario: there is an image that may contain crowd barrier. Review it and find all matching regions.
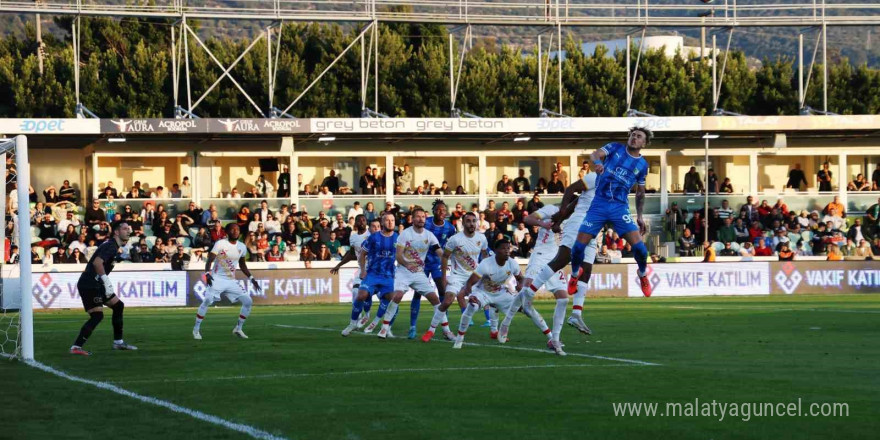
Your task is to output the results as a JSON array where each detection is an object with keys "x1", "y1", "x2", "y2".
[{"x1": 2, "y1": 260, "x2": 878, "y2": 310}]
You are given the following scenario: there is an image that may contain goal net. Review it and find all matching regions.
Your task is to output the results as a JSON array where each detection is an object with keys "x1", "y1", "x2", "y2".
[{"x1": 1, "y1": 135, "x2": 34, "y2": 361}]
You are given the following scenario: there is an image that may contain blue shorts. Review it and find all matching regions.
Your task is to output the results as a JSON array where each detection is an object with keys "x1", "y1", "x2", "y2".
[
  {"x1": 579, "y1": 201, "x2": 639, "y2": 237},
  {"x1": 424, "y1": 265, "x2": 443, "y2": 280},
  {"x1": 359, "y1": 274, "x2": 394, "y2": 298}
]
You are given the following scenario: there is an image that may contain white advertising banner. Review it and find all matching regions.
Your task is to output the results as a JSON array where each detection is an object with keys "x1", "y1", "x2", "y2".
[
  {"x1": 626, "y1": 262, "x2": 771, "y2": 297},
  {"x1": 30, "y1": 271, "x2": 188, "y2": 309},
  {"x1": 0, "y1": 118, "x2": 100, "y2": 134},
  {"x1": 310, "y1": 117, "x2": 701, "y2": 134}
]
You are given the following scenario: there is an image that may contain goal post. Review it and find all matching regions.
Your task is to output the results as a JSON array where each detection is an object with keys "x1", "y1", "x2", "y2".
[{"x1": 0, "y1": 135, "x2": 34, "y2": 361}]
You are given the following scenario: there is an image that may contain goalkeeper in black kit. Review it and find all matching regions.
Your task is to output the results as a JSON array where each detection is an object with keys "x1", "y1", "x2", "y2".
[{"x1": 69, "y1": 222, "x2": 138, "y2": 356}]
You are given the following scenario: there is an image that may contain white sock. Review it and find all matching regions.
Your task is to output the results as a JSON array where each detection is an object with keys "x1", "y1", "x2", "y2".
[
  {"x1": 501, "y1": 292, "x2": 525, "y2": 328},
  {"x1": 429, "y1": 304, "x2": 444, "y2": 331},
  {"x1": 458, "y1": 303, "x2": 478, "y2": 335},
  {"x1": 523, "y1": 294, "x2": 550, "y2": 338},
  {"x1": 553, "y1": 298, "x2": 568, "y2": 341},
  {"x1": 441, "y1": 312, "x2": 449, "y2": 327},
  {"x1": 383, "y1": 302, "x2": 399, "y2": 329},
  {"x1": 114, "y1": 339, "x2": 124, "y2": 345},
  {"x1": 489, "y1": 308, "x2": 499, "y2": 332},
  {"x1": 349, "y1": 318, "x2": 359, "y2": 327},
  {"x1": 572, "y1": 281, "x2": 588, "y2": 316}
]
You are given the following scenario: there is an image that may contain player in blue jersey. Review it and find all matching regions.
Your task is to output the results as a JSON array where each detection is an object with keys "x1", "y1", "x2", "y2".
[
  {"x1": 554, "y1": 127, "x2": 653, "y2": 296},
  {"x1": 342, "y1": 212, "x2": 399, "y2": 336},
  {"x1": 406, "y1": 200, "x2": 458, "y2": 338}
]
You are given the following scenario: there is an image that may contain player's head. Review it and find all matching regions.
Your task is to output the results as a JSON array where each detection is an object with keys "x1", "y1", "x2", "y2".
[
  {"x1": 113, "y1": 221, "x2": 132, "y2": 242},
  {"x1": 627, "y1": 126, "x2": 653, "y2": 150},
  {"x1": 494, "y1": 238, "x2": 512, "y2": 260},
  {"x1": 369, "y1": 218, "x2": 381, "y2": 233},
  {"x1": 411, "y1": 208, "x2": 427, "y2": 228},
  {"x1": 226, "y1": 222, "x2": 241, "y2": 241},
  {"x1": 432, "y1": 199, "x2": 447, "y2": 221},
  {"x1": 354, "y1": 214, "x2": 367, "y2": 231},
  {"x1": 381, "y1": 212, "x2": 396, "y2": 233},
  {"x1": 462, "y1": 211, "x2": 478, "y2": 234}
]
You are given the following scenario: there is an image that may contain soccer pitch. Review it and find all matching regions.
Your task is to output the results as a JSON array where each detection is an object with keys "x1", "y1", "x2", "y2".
[{"x1": 4, "y1": 295, "x2": 878, "y2": 439}]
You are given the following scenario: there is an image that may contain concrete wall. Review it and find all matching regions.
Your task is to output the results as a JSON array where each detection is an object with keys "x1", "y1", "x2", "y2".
[
  {"x1": 97, "y1": 156, "x2": 188, "y2": 195},
  {"x1": 29, "y1": 148, "x2": 85, "y2": 201}
]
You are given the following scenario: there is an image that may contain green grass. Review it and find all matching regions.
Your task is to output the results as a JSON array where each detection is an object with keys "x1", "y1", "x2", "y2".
[{"x1": 3, "y1": 295, "x2": 880, "y2": 439}]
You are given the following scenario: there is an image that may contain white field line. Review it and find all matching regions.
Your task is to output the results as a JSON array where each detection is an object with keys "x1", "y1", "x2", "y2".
[
  {"x1": 23, "y1": 359, "x2": 287, "y2": 440},
  {"x1": 667, "y1": 306, "x2": 880, "y2": 314},
  {"x1": 113, "y1": 363, "x2": 639, "y2": 385},
  {"x1": 273, "y1": 324, "x2": 661, "y2": 366}
]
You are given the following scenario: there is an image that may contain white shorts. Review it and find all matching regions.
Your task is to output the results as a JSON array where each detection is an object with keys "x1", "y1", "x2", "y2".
[
  {"x1": 559, "y1": 213, "x2": 599, "y2": 265},
  {"x1": 469, "y1": 288, "x2": 515, "y2": 313},
  {"x1": 394, "y1": 267, "x2": 436, "y2": 295},
  {"x1": 526, "y1": 262, "x2": 568, "y2": 293},
  {"x1": 446, "y1": 274, "x2": 471, "y2": 296},
  {"x1": 205, "y1": 277, "x2": 248, "y2": 304}
]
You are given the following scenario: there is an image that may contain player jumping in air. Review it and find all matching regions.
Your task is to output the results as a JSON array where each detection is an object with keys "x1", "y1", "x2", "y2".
[
  {"x1": 408, "y1": 200, "x2": 458, "y2": 338},
  {"x1": 344, "y1": 212, "x2": 399, "y2": 337},
  {"x1": 499, "y1": 204, "x2": 569, "y2": 355},
  {"x1": 193, "y1": 223, "x2": 261, "y2": 340},
  {"x1": 453, "y1": 239, "x2": 523, "y2": 349},
  {"x1": 421, "y1": 211, "x2": 489, "y2": 342},
  {"x1": 560, "y1": 127, "x2": 653, "y2": 297},
  {"x1": 377, "y1": 208, "x2": 446, "y2": 339},
  {"x1": 507, "y1": 168, "x2": 599, "y2": 336},
  {"x1": 70, "y1": 222, "x2": 137, "y2": 355},
  {"x1": 331, "y1": 215, "x2": 377, "y2": 329}
]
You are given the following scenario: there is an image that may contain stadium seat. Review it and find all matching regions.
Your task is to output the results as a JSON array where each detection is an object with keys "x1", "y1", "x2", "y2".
[
  {"x1": 127, "y1": 236, "x2": 140, "y2": 246},
  {"x1": 176, "y1": 237, "x2": 191, "y2": 248},
  {"x1": 188, "y1": 227, "x2": 200, "y2": 238},
  {"x1": 145, "y1": 236, "x2": 157, "y2": 249}
]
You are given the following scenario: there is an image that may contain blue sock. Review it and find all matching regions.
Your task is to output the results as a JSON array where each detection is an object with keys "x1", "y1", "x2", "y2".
[
  {"x1": 410, "y1": 294, "x2": 421, "y2": 327},
  {"x1": 632, "y1": 241, "x2": 649, "y2": 275},
  {"x1": 571, "y1": 239, "x2": 587, "y2": 274},
  {"x1": 363, "y1": 295, "x2": 373, "y2": 313},
  {"x1": 483, "y1": 309, "x2": 491, "y2": 321},
  {"x1": 376, "y1": 296, "x2": 390, "y2": 318},
  {"x1": 350, "y1": 299, "x2": 364, "y2": 321}
]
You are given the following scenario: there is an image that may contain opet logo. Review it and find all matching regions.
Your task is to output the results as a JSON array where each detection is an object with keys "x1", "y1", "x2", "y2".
[{"x1": 19, "y1": 119, "x2": 66, "y2": 133}]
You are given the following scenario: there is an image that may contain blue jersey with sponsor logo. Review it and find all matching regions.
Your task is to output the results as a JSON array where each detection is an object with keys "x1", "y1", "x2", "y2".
[
  {"x1": 361, "y1": 231, "x2": 399, "y2": 279},
  {"x1": 595, "y1": 142, "x2": 649, "y2": 205},
  {"x1": 424, "y1": 217, "x2": 457, "y2": 271}
]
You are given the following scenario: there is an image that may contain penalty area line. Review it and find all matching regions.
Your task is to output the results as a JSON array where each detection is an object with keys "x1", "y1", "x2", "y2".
[
  {"x1": 23, "y1": 359, "x2": 287, "y2": 440},
  {"x1": 273, "y1": 324, "x2": 662, "y2": 366}
]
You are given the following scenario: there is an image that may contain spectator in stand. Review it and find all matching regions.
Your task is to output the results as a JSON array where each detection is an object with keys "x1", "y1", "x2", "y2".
[
  {"x1": 68, "y1": 247, "x2": 87, "y2": 264},
  {"x1": 513, "y1": 222, "x2": 528, "y2": 244},
  {"x1": 717, "y1": 200, "x2": 734, "y2": 220},
  {"x1": 511, "y1": 200, "x2": 527, "y2": 225},
  {"x1": 253, "y1": 200, "x2": 272, "y2": 223},
  {"x1": 688, "y1": 211, "x2": 706, "y2": 243},
  {"x1": 483, "y1": 200, "x2": 498, "y2": 225},
  {"x1": 321, "y1": 170, "x2": 340, "y2": 194},
  {"x1": 283, "y1": 244, "x2": 300, "y2": 262},
  {"x1": 193, "y1": 227, "x2": 211, "y2": 250},
  {"x1": 771, "y1": 227, "x2": 791, "y2": 252},
  {"x1": 823, "y1": 208, "x2": 846, "y2": 231},
  {"x1": 683, "y1": 167, "x2": 704, "y2": 193},
  {"x1": 171, "y1": 245, "x2": 190, "y2": 270},
  {"x1": 773, "y1": 198, "x2": 789, "y2": 216},
  {"x1": 85, "y1": 199, "x2": 105, "y2": 228},
  {"x1": 255, "y1": 175, "x2": 274, "y2": 197},
  {"x1": 527, "y1": 194, "x2": 544, "y2": 212},
  {"x1": 733, "y1": 218, "x2": 749, "y2": 244},
  {"x1": 306, "y1": 230, "x2": 323, "y2": 256},
  {"x1": 102, "y1": 181, "x2": 118, "y2": 199},
  {"x1": 274, "y1": 166, "x2": 291, "y2": 198},
  {"x1": 169, "y1": 183, "x2": 182, "y2": 198},
  {"x1": 865, "y1": 197, "x2": 880, "y2": 238},
  {"x1": 777, "y1": 243, "x2": 794, "y2": 261},
  {"x1": 717, "y1": 218, "x2": 736, "y2": 244},
  {"x1": 786, "y1": 163, "x2": 808, "y2": 190},
  {"x1": 256, "y1": 232, "x2": 270, "y2": 261},
  {"x1": 243, "y1": 187, "x2": 259, "y2": 199},
  {"x1": 847, "y1": 218, "x2": 866, "y2": 245},
  {"x1": 817, "y1": 162, "x2": 833, "y2": 191},
  {"x1": 533, "y1": 178, "x2": 546, "y2": 194},
  {"x1": 60, "y1": 223, "x2": 78, "y2": 247},
  {"x1": 664, "y1": 202, "x2": 685, "y2": 240},
  {"x1": 547, "y1": 171, "x2": 565, "y2": 194},
  {"x1": 679, "y1": 228, "x2": 696, "y2": 256},
  {"x1": 359, "y1": 167, "x2": 376, "y2": 195},
  {"x1": 151, "y1": 186, "x2": 168, "y2": 199},
  {"x1": 58, "y1": 211, "x2": 81, "y2": 235},
  {"x1": 794, "y1": 240, "x2": 811, "y2": 257},
  {"x1": 754, "y1": 238, "x2": 773, "y2": 256},
  {"x1": 102, "y1": 196, "x2": 117, "y2": 223},
  {"x1": 264, "y1": 214, "x2": 281, "y2": 238},
  {"x1": 757, "y1": 199, "x2": 772, "y2": 219},
  {"x1": 853, "y1": 239, "x2": 874, "y2": 259},
  {"x1": 266, "y1": 244, "x2": 284, "y2": 262},
  {"x1": 477, "y1": 212, "x2": 489, "y2": 233},
  {"x1": 513, "y1": 169, "x2": 530, "y2": 194},
  {"x1": 455, "y1": 185, "x2": 467, "y2": 195},
  {"x1": 811, "y1": 223, "x2": 830, "y2": 255},
  {"x1": 210, "y1": 221, "x2": 227, "y2": 243},
  {"x1": 847, "y1": 173, "x2": 871, "y2": 192},
  {"x1": 315, "y1": 243, "x2": 331, "y2": 261},
  {"x1": 706, "y1": 168, "x2": 719, "y2": 193},
  {"x1": 396, "y1": 164, "x2": 413, "y2": 191},
  {"x1": 228, "y1": 188, "x2": 242, "y2": 199},
  {"x1": 325, "y1": 232, "x2": 343, "y2": 259},
  {"x1": 496, "y1": 175, "x2": 511, "y2": 193},
  {"x1": 719, "y1": 178, "x2": 734, "y2": 194},
  {"x1": 553, "y1": 162, "x2": 568, "y2": 187},
  {"x1": 740, "y1": 195, "x2": 759, "y2": 224},
  {"x1": 236, "y1": 206, "x2": 252, "y2": 231},
  {"x1": 718, "y1": 242, "x2": 737, "y2": 257},
  {"x1": 796, "y1": 210, "x2": 810, "y2": 229},
  {"x1": 827, "y1": 244, "x2": 843, "y2": 261},
  {"x1": 496, "y1": 202, "x2": 513, "y2": 232},
  {"x1": 372, "y1": 168, "x2": 383, "y2": 194},
  {"x1": 58, "y1": 180, "x2": 77, "y2": 204},
  {"x1": 43, "y1": 186, "x2": 60, "y2": 206},
  {"x1": 363, "y1": 202, "x2": 378, "y2": 222},
  {"x1": 300, "y1": 246, "x2": 315, "y2": 267},
  {"x1": 347, "y1": 201, "x2": 363, "y2": 221}
]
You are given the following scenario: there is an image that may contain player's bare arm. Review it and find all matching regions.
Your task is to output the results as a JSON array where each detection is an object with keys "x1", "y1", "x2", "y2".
[
  {"x1": 635, "y1": 184, "x2": 647, "y2": 235},
  {"x1": 441, "y1": 248, "x2": 452, "y2": 288},
  {"x1": 239, "y1": 257, "x2": 260, "y2": 290},
  {"x1": 204, "y1": 253, "x2": 216, "y2": 285},
  {"x1": 331, "y1": 248, "x2": 357, "y2": 275},
  {"x1": 589, "y1": 148, "x2": 608, "y2": 174},
  {"x1": 459, "y1": 272, "x2": 481, "y2": 305}
]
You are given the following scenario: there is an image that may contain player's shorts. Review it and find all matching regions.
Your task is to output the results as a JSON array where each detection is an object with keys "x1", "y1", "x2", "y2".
[
  {"x1": 468, "y1": 288, "x2": 515, "y2": 313},
  {"x1": 445, "y1": 273, "x2": 471, "y2": 296},
  {"x1": 394, "y1": 267, "x2": 436, "y2": 295},
  {"x1": 360, "y1": 274, "x2": 394, "y2": 297},
  {"x1": 77, "y1": 280, "x2": 115, "y2": 312},
  {"x1": 526, "y1": 260, "x2": 568, "y2": 293},
  {"x1": 204, "y1": 277, "x2": 248, "y2": 304},
  {"x1": 424, "y1": 264, "x2": 443, "y2": 280},
  {"x1": 561, "y1": 211, "x2": 587, "y2": 246},
  {"x1": 579, "y1": 201, "x2": 639, "y2": 237},
  {"x1": 352, "y1": 268, "x2": 362, "y2": 289}
]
